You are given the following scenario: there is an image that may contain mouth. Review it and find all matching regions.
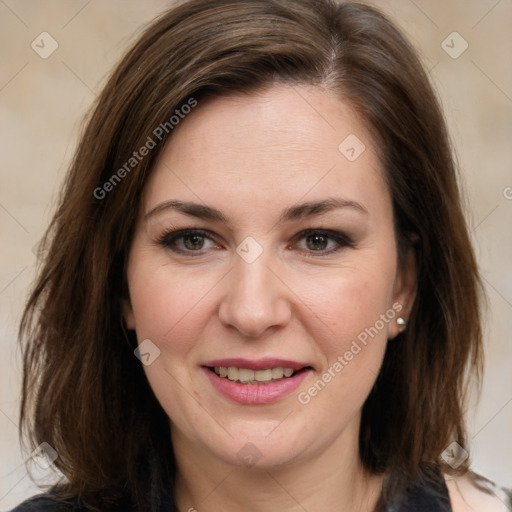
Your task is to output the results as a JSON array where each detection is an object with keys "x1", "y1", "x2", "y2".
[
  {"x1": 207, "y1": 365, "x2": 310, "y2": 384},
  {"x1": 202, "y1": 358, "x2": 313, "y2": 404}
]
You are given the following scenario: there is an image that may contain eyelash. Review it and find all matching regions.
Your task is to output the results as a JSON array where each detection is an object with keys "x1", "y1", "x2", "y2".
[{"x1": 157, "y1": 228, "x2": 353, "y2": 257}]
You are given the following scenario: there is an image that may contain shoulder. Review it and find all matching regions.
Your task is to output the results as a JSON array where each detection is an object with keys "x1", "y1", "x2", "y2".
[
  {"x1": 9, "y1": 494, "x2": 86, "y2": 512},
  {"x1": 445, "y1": 472, "x2": 512, "y2": 512}
]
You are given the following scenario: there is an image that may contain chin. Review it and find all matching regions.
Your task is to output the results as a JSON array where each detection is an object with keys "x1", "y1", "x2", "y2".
[{"x1": 208, "y1": 421, "x2": 312, "y2": 470}]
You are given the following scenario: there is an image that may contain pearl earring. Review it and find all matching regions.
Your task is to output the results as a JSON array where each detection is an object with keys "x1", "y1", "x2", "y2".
[{"x1": 397, "y1": 317, "x2": 407, "y2": 331}]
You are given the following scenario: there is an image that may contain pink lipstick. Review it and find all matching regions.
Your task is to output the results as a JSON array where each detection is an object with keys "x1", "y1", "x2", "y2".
[{"x1": 202, "y1": 358, "x2": 312, "y2": 404}]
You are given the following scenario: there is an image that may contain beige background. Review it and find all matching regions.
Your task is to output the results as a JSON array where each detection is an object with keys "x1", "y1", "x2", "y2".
[{"x1": 0, "y1": 0, "x2": 511, "y2": 509}]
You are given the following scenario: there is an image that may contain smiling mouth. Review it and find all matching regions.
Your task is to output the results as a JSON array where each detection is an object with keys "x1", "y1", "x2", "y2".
[{"x1": 208, "y1": 366, "x2": 311, "y2": 384}]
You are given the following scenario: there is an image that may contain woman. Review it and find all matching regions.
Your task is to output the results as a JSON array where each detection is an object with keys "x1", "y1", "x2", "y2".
[{"x1": 13, "y1": 0, "x2": 511, "y2": 511}]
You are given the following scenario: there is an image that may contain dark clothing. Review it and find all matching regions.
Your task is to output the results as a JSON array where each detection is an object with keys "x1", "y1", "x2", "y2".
[
  {"x1": 10, "y1": 469, "x2": 512, "y2": 512},
  {"x1": 10, "y1": 497, "x2": 82, "y2": 512}
]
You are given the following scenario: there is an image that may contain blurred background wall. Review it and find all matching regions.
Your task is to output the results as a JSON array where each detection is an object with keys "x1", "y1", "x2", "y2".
[{"x1": 1, "y1": 0, "x2": 511, "y2": 508}]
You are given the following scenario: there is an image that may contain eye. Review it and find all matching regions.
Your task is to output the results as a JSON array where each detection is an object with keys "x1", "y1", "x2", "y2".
[
  {"x1": 158, "y1": 229, "x2": 219, "y2": 254},
  {"x1": 292, "y1": 229, "x2": 352, "y2": 255},
  {"x1": 158, "y1": 228, "x2": 353, "y2": 257}
]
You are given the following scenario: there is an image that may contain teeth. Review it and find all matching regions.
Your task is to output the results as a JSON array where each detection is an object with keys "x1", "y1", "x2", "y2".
[
  {"x1": 255, "y1": 369, "x2": 272, "y2": 382},
  {"x1": 213, "y1": 366, "x2": 298, "y2": 383},
  {"x1": 227, "y1": 367, "x2": 238, "y2": 380},
  {"x1": 271, "y1": 367, "x2": 284, "y2": 379},
  {"x1": 239, "y1": 368, "x2": 254, "y2": 383}
]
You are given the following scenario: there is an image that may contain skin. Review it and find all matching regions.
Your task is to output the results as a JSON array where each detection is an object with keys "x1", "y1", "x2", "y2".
[
  {"x1": 446, "y1": 475, "x2": 510, "y2": 512},
  {"x1": 123, "y1": 83, "x2": 497, "y2": 511}
]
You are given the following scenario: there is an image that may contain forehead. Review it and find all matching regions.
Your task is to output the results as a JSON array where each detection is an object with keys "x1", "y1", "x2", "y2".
[{"x1": 143, "y1": 84, "x2": 389, "y2": 219}]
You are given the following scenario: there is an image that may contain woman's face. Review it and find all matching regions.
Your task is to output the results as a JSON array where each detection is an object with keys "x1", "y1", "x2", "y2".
[{"x1": 124, "y1": 84, "x2": 416, "y2": 470}]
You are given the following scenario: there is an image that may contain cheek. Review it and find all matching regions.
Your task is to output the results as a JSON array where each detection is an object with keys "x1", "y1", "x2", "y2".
[
  {"x1": 127, "y1": 259, "x2": 220, "y2": 352},
  {"x1": 127, "y1": 261, "x2": 220, "y2": 419},
  {"x1": 295, "y1": 265, "x2": 396, "y2": 354},
  {"x1": 290, "y1": 257, "x2": 397, "y2": 415}
]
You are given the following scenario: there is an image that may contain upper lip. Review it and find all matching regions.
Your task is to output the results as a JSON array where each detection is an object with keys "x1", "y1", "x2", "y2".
[{"x1": 202, "y1": 358, "x2": 311, "y2": 371}]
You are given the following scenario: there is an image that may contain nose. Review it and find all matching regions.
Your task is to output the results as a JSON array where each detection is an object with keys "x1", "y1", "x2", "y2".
[{"x1": 218, "y1": 249, "x2": 292, "y2": 338}]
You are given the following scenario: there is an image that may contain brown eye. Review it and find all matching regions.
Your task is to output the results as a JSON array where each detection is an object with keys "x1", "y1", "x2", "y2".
[
  {"x1": 158, "y1": 229, "x2": 219, "y2": 255},
  {"x1": 305, "y1": 234, "x2": 329, "y2": 251},
  {"x1": 183, "y1": 234, "x2": 206, "y2": 250},
  {"x1": 293, "y1": 229, "x2": 353, "y2": 256}
]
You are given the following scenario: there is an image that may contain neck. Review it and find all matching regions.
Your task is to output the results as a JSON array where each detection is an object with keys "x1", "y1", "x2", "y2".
[{"x1": 172, "y1": 418, "x2": 383, "y2": 512}]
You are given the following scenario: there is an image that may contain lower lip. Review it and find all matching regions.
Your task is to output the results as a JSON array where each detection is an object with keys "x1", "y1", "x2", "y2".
[{"x1": 203, "y1": 367, "x2": 312, "y2": 404}]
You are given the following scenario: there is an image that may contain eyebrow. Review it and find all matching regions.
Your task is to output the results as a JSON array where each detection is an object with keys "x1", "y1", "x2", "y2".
[{"x1": 145, "y1": 197, "x2": 368, "y2": 224}]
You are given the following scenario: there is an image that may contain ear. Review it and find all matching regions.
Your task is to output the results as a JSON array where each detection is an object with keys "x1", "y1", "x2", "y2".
[
  {"x1": 122, "y1": 298, "x2": 136, "y2": 330},
  {"x1": 389, "y1": 245, "x2": 417, "y2": 340}
]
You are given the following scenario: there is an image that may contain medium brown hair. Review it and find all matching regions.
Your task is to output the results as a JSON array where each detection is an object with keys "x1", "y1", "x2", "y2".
[{"x1": 19, "y1": 0, "x2": 483, "y2": 510}]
